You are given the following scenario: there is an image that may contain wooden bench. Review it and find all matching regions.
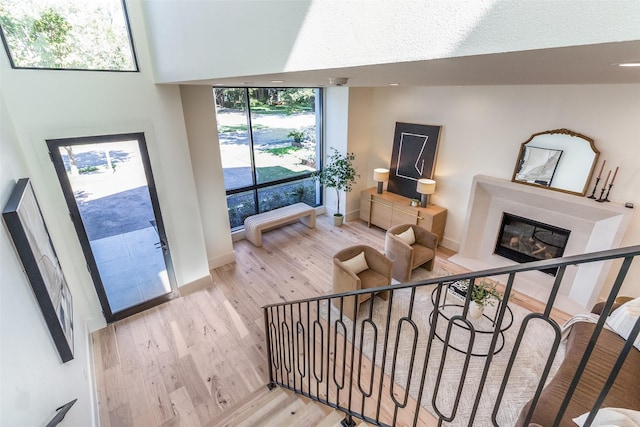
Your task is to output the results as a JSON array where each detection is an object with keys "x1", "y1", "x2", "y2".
[{"x1": 244, "y1": 202, "x2": 316, "y2": 247}]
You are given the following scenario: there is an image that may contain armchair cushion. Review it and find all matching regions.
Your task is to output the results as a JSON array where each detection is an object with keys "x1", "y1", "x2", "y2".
[
  {"x1": 342, "y1": 251, "x2": 369, "y2": 275},
  {"x1": 396, "y1": 227, "x2": 416, "y2": 245}
]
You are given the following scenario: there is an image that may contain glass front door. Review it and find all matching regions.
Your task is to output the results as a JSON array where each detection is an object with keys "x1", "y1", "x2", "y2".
[{"x1": 47, "y1": 133, "x2": 176, "y2": 322}]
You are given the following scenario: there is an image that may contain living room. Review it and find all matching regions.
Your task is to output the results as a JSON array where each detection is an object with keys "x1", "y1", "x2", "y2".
[{"x1": 1, "y1": 1, "x2": 639, "y2": 426}]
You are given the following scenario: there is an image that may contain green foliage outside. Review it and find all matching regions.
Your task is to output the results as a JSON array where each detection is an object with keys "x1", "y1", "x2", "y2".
[
  {"x1": 214, "y1": 88, "x2": 315, "y2": 115},
  {"x1": 78, "y1": 165, "x2": 99, "y2": 174},
  {"x1": 256, "y1": 166, "x2": 307, "y2": 183},
  {"x1": 218, "y1": 124, "x2": 267, "y2": 133},
  {"x1": 0, "y1": 0, "x2": 136, "y2": 70},
  {"x1": 226, "y1": 179, "x2": 317, "y2": 229},
  {"x1": 287, "y1": 130, "x2": 305, "y2": 143},
  {"x1": 263, "y1": 146, "x2": 302, "y2": 156}
]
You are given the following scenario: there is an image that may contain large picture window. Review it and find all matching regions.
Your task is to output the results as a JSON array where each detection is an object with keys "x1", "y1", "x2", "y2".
[
  {"x1": 0, "y1": 0, "x2": 137, "y2": 71},
  {"x1": 214, "y1": 88, "x2": 322, "y2": 229}
]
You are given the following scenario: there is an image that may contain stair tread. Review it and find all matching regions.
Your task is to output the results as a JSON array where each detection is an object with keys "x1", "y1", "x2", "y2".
[
  {"x1": 314, "y1": 410, "x2": 346, "y2": 427},
  {"x1": 279, "y1": 401, "x2": 330, "y2": 426},
  {"x1": 209, "y1": 386, "x2": 287, "y2": 427},
  {"x1": 208, "y1": 385, "x2": 365, "y2": 427},
  {"x1": 258, "y1": 397, "x2": 308, "y2": 426},
  {"x1": 235, "y1": 391, "x2": 301, "y2": 427}
]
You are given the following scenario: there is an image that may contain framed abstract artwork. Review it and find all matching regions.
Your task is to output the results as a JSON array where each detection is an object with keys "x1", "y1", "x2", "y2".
[
  {"x1": 2, "y1": 178, "x2": 74, "y2": 363},
  {"x1": 514, "y1": 146, "x2": 563, "y2": 187},
  {"x1": 387, "y1": 122, "x2": 442, "y2": 199}
]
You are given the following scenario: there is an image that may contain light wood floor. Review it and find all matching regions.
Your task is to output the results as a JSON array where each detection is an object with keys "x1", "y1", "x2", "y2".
[{"x1": 91, "y1": 215, "x2": 569, "y2": 426}]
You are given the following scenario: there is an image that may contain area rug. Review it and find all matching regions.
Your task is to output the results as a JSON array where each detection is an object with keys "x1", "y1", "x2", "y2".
[{"x1": 322, "y1": 266, "x2": 566, "y2": 426}]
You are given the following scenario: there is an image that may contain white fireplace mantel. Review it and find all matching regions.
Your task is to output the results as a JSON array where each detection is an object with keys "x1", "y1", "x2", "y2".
[{"x1": 450, "y1": 175, "x2": 633, "y2": 313}]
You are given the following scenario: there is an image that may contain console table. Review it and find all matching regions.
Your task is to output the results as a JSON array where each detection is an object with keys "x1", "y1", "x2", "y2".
[{"x1": 359, "y1": 187, "x2": 447, "y2": 243}]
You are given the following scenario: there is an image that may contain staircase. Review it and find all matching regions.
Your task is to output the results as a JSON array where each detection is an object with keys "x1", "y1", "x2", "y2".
[{"x1": 209, "y1": 384, "x2": 369, "y2": 427}]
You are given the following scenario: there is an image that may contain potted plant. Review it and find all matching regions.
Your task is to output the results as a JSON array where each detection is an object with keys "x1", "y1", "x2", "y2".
[
  {"x1": 469, "y1": 280, "x2": 502, "y2": 319},
  {"x1": 410, "y1": 199, "x2": 420, "y2": 207},
  {"x1": 287, "y1": 130, "x2": 305, "y2": 147},
  {"x1": 314, "y1": 148, "x2": 359, "y2": 226}
]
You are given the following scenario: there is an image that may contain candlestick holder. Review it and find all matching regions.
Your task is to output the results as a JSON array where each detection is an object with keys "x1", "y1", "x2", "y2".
[
  {"x1": 587, "y1": 177, "x2": 600, "y2": 199},
  {"x1": 603, "y1": 184, "x2": 613, "y2": 202},
  {"x1": 596, "y1": 184, "x2": 613, "y2": 202}
]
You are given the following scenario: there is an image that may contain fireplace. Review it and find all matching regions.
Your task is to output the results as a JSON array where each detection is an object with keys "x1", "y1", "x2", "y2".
[
  {"x1": 495, "y1": 213, "x2": 570, "y2": 275},
  {"x1": 450, "y1": 175, "x2": 633, "y2": 313}
]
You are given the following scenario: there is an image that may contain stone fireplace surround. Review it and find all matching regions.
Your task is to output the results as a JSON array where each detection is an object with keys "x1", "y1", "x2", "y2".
[{"x1": 450, "y1": 175, "x2": 633, "y2": 314}]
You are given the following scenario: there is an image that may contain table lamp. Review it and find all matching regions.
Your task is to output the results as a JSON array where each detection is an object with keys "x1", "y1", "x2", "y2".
[
  {"x1": 373, "y1": 168, "x2": 389, "y2": 194},
  {"x1": 416, "y1": 178, "x2": 436, "y2": 207}
]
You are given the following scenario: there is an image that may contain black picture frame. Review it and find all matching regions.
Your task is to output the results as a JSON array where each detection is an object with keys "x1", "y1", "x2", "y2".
[
  {"x1": 387, "y1": 122, "x2": 442, "y2": 199},
  {"x1": 2, "y1": 178, "x2": 74, "y2": 363}
]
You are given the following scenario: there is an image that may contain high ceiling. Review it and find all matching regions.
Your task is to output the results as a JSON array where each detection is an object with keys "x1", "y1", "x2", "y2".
[{"x1": 182, "y1": 40, "x2": 640, "y2": 88}]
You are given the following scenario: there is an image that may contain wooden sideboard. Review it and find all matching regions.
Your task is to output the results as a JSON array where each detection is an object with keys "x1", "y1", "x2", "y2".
[{"x1": 359, "y1": 187, "x2": 447, "y2": 243}]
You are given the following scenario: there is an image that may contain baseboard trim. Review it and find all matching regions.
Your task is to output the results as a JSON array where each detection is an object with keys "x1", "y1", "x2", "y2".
[
  {"x1": 179, "y1": 274, "x2": 213, "y2": 296},
  {"x1": 440, "y1": 236, "x2": 459, "y2": 252},
  {"x1": 209, "y1": 251, "x2": 236, "y2": 269}
]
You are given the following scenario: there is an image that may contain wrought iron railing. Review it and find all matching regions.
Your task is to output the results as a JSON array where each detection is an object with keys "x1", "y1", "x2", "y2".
[{"x1": 262, "y1": 245, "x2": 640, "y2": 426}]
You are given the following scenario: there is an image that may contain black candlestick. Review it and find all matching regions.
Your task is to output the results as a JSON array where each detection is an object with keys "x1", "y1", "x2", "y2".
[
  {"x1": 588, "y1": 177, "x2": 600, "y2": 199},
  {"x1": 596, "y1": 185, "x2": 610, "y2": 202},
  {"x1": 602, "y1": 184, "x2": 613, "y2": 202}
]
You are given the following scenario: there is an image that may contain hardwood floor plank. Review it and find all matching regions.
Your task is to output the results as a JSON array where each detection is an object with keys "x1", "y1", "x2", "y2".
[
  {"x1": 167, "y1": 386, "x2": 201, "y2": 427},
  {"x1": 169, "y1": 320, "x2": 190, "y2": 359},
  {"x1": 103, "y1": 364, "x2": 130, "y2": 413},
  {"x1": 100, "y1": 324, "x2": 120, "y2": 369},
  {"x1": 177, "y1": 354, "x2": 212, "y2": 408},
  {"x1": 109, "y1": 402, "x2": 133, "y2": 427},
  {"x1": 223, "y1": 300, "x2": 250, "y2": 339},
  {"x1": 92, "y1": 215, "x2": 569, "y2": 427}
]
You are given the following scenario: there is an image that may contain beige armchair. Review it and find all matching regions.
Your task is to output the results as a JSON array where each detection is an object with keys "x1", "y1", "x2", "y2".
[
  {"x1": 332, "y1": 245, "x2": 392, "y2": 320},
  {"x1": 385, "y1": 224, "x2": 438, "y2": 282}
]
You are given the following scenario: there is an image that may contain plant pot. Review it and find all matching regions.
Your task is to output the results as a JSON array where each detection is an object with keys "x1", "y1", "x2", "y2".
[
  {"x1": 469, "y1": 301, "x2": 484, "y2": 319},
  {"x1": 333, "y1": 214, "x2": 344, "y2": 227}
]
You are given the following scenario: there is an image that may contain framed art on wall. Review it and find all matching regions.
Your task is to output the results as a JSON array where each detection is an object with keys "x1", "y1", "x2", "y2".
[
  {"x1": 2, "y1": 178, "x2": 74, "y2": 363},
  {"x1": 387, "y1": 122, "x2": 442, "y2": 199}
]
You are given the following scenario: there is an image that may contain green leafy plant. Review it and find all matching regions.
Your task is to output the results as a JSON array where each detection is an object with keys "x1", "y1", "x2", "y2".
[
  {"x1": 471, "y1": 280, "x2": 502, "y2": 307},
  {"x1": 287, "y1": 130, "x2": 305, "y2": 143},
  {"x1": 313, "y1": 148, "x2": 359, "y2": 217}
]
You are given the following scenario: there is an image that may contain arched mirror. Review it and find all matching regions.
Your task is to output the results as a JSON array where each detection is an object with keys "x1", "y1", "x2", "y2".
[{"x1": 512, "y1": 129, "x2": 599, "y2": 196}]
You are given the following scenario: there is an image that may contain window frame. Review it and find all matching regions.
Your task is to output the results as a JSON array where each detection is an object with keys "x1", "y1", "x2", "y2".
[
  {"x1": 0, "y1": 0, "x2": 139, "y2": 72},
  {"x1": 215, "y1": 87, "x2": 324, "y2": 230}
]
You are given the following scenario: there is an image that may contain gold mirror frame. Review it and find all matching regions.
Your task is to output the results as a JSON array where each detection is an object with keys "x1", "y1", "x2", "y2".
[{"x1": 512, "y1": 129, "x2": 599, "y2": 196}]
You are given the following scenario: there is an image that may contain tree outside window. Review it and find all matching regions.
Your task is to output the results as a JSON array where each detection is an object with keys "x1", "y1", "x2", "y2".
[
  {"x1": 0, "y1": 0, "x2": 137, "y2": 71},
  {"x1": 214, "y1": 88, "x2": 323, "y2": 229}
]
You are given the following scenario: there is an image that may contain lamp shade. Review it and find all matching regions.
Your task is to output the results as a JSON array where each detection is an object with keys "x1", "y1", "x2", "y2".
[
  {"x1": 416, "y1": 178, "x2": 436, "y2": 195},
  {"x1": 373, "y1": 168, "x2": 389, "y2": 182}
]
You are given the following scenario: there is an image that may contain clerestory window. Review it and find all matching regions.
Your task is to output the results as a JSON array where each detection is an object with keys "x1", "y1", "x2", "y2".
[
  {"x1": 214, "y1": 87, "x2": 323, "y2": 230},
  {"x1": 0, "y1": 0, "x2": 137, "y2": 71}
]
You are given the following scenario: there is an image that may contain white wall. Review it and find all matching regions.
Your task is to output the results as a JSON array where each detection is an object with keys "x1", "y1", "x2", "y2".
[
  {"x1": 142, "y1": 0, "x2": 640, "y2": 83},
  {"x1": 0, "y1": 96, "x2": 95, "y2": 426},
  {"x1": 323, "y1": 87, "x2": 350, "y2": 216},
  {"x1": 345, "y1": 88, "x2": 374, "y2": 220},
  {"x1": 361, "y1": 84, "x2": 640, "y2": 296},
  {"x1": 0, "y1": 0, "x2": 211, "y2": 320},
  {"x1": 179, "y1": 85, "x2": 235, "y2": 268}
]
